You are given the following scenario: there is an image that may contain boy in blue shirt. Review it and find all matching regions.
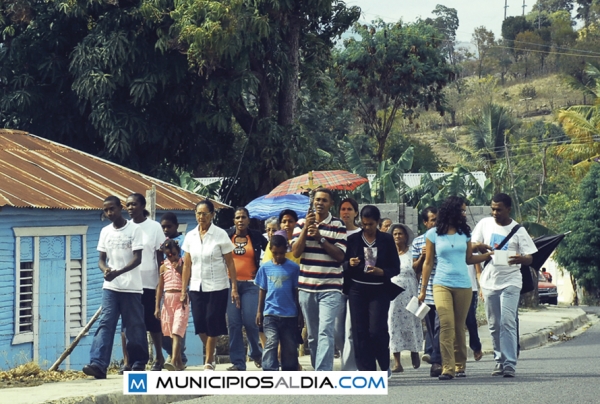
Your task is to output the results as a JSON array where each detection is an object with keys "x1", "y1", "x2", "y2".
[{"x1": 255, "y1": 234, "x2": 303, "y2": 371}]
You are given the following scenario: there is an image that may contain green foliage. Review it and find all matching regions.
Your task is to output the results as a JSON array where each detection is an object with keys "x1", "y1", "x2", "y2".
[
  {"x1": 520, "y1": 84, "x2": 538, "y2": 98},
  {"x1": 502, "y1": 16, "x2": 534, "y2": 45},
  {"x1": 554, "y1": 163, "x2": 600, "y2": 294},
  {"x1": 0, "y1": 0, "x2": 231, "y2": 179},
  {"x1": 334, "y1": 19, "x2": 454, "y2": 162}
]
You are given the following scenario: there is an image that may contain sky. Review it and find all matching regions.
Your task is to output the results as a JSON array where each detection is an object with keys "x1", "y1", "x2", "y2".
[{"x1": 349, "y1": 0, "x2": 533, "y2": 43}]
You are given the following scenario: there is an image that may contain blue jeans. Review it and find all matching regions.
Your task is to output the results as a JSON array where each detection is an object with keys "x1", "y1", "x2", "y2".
[
  {"x1": 227, "y1": 281, "x2": 262, "y2": 370},
  {"x1": 424, "y1": 304, "x2": 442, "y2": 365},
  {"x1": 334, "y1": 295, "x2": 357, "y2": 371},
  {"x1": 482, "y1": 286, "x2": 521, "y2": 369},
  {"x1": 262, "y1": 316, "x2": 299, "y2": 371},
  {"x1": 465, "y1": 291, "x2": 482, "y2": 352},
  {"x1": 89, "y1": 289, "x2": 148, "y2": 372},
  {"x1": 299, "y1": 290, "x2": 342, "y2": 371}
]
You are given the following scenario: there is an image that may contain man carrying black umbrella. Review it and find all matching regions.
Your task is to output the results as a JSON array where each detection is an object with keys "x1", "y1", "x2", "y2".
[{"x1": 471, "y1": 193, "x2": 537, "y2": 378}]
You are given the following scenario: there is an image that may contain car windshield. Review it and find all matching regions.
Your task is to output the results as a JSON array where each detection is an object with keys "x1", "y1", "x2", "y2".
[{"x1": 538, "y1": 272, "x2": 547, "y2": 282}]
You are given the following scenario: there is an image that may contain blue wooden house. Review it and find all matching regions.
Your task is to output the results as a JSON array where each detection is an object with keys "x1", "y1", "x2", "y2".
[{"x1": 0, "y1": 129, "x2": 227, "y2": 370}]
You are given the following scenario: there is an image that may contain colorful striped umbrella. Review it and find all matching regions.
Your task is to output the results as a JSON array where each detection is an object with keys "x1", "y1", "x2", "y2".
[{"x1": 266, "y1": 170, "x2": 368, "y2": 198}]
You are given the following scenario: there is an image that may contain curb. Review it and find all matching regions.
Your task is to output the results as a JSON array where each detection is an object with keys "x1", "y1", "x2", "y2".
[
  {"x1": 519, "y1": 309, "x2": 589, "y2": 351},
  {"x1": 48, "y1": 394, "x2": 201, "y2": 404}
]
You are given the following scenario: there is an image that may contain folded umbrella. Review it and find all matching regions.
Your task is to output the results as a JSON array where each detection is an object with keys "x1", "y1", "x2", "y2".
[{"x1": 530, "y1": 233, "x2": 567, "y2": 270}]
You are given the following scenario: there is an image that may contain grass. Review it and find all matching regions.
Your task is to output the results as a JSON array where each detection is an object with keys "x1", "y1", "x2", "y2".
[{"x1": 397, "y1": 73, "x2": 587, "y2": 167}]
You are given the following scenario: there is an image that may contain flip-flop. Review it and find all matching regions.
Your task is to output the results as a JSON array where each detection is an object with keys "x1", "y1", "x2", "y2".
[
  {"x1": 203, "y1": 364, "x2": 215, "y2": 371},
  {"x1": 163, "y1": 362, "x2": 176, "y2": 371}
]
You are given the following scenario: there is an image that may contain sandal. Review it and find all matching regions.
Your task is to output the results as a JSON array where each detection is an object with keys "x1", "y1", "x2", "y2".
[
  {"x1": 411, "y1": 352, "x2": 421, "y2": 369},
  {"x1": 203, "y1": 364, "x2": 215, "y2": 371},
  {"x1": 391, "y1": 365, "x2": 404, "y2": 373},
  {"x1": 163, "y1": 362, "x2": 176, "y2": 371},
  {"x1": 474, "y1": 350, "x2": 483, "y2": 361},
  {"x1": 150, "y1": 361, "x2": 164, "y2": 371},
  {"x1": 254, "y1": 357, "x2": 262, "y2": 369}
]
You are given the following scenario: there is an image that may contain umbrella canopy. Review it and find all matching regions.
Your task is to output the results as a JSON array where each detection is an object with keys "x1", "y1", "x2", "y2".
[
  {"x1": 529, "y1": 233, "x2": 567, "y2": 270},
  {"x1": 266, "y1": 170, "x2": 368, "y2": 198},
  {"x1": 245, "y1": 194, "x2": 309, "y2": 220}
]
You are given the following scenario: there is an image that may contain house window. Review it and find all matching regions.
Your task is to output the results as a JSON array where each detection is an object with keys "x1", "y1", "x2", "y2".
[
  {"x1": 18, "y1": 261, "x2": 34, "y2": 334},
  {"x1": 12, "y1": 226, "x2": 88, "y2": 347},
  {"x1": 67, "y1": 259, "x2": 85, "y2": 335}
]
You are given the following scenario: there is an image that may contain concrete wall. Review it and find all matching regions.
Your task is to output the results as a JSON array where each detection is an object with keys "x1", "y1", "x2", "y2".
[
  {"x1": 363, "y1": 204, "x2": 491, "y2": 237},
  {"x1": 0, "y1": 207, "x2": 202, "y2": 370}
]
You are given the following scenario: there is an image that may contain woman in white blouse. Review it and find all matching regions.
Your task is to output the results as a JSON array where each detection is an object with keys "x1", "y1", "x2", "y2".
[{"x1": 181, "y1": 200, "x2": 240, "y2": 371}]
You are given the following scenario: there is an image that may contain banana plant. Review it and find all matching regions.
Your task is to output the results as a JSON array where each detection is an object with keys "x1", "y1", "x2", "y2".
[{"x1": 343, "y1": 137, "x2": 414, "y2": 203}]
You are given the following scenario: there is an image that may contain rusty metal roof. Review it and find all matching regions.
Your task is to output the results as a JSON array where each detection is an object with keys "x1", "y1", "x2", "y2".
[{"x1": 0, "y1": 129, "x2": 229, "y2": 210}]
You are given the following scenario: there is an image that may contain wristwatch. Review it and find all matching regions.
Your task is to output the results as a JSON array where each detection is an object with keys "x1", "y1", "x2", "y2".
[{"x1": 319, "y1": 237, "x2": 326, "y2": 245}]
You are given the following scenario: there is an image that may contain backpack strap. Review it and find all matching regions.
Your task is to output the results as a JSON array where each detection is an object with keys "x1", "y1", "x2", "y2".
[{"x1": 482, "y1": 224, "x2": 521, "y2": 270}]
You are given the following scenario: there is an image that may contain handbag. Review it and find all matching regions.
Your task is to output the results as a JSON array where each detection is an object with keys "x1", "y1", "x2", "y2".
[{"x1": 482, "y1": 224, "x2": 534, "y2": 294}]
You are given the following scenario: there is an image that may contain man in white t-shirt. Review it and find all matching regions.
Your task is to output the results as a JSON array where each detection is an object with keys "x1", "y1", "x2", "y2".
[
  {"x1": 82, "y1": 196, "x2": 148, "y2": 379},
  {"x1": 471, "y1": 193, "x2": 537, "y2": 378}
]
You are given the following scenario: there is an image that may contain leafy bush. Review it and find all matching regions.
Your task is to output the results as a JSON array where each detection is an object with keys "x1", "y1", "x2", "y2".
[{"x1": 520, "y1": 84, "x2": 537, "y2": 99}]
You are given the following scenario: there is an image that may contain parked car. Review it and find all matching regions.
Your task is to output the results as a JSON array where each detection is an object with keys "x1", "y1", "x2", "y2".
[{"x1": 538, "y1": 271, "x2": 558, "y2": 305}]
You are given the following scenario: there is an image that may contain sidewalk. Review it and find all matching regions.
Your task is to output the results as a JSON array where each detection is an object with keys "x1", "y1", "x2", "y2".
[{"x1": 3, "y1": 306, "x2": 590, "y2": 404}]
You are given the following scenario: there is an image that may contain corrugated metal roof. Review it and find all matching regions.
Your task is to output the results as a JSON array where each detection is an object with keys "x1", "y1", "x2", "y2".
[
  {"x1": 366, "y1": 172, "x2": 487, "y2": 189},
  {"x1": 0, "y1": 129, "x2": 229, "y2": 210}
]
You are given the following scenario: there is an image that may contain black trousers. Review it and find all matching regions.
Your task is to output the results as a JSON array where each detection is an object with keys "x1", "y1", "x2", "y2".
[{"x1": 348, "y1": 281, "x2": 391, "y2": 371}]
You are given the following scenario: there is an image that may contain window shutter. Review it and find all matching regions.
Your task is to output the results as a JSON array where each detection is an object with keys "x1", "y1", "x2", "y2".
[
  {"x1": 18, "y1": 262, "x2": 34, "y2": 333},
  {"x1": 68, "y1": 260, "x2": 84, "y2": 332}
]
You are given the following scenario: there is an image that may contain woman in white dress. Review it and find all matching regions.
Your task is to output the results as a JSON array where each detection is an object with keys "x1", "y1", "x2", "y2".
[{"x1": 388, "y1": 223, "x2": 423, "y2": 373}]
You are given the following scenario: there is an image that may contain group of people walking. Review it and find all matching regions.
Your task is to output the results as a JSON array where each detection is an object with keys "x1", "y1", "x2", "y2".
[{"x1": 82, "y1": 189, "x2": 537, "y2": 381}]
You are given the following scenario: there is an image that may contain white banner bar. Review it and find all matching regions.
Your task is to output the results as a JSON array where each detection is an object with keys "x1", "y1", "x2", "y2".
[{"x1": 123, "y1": 371, "x2": 388, "y2": 395}]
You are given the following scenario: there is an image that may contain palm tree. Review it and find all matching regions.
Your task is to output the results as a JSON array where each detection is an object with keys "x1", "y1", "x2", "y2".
[{"x1": 556, "y1": 64, "x2": 600, "y2": 172}]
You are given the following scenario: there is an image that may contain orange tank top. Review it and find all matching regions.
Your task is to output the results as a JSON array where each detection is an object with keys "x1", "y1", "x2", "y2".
[{"x1": 231, "y1": 234, "x2": 256, "y2": 280}]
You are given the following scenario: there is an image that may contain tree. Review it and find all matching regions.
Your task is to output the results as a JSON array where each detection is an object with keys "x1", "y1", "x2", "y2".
[
  {"x1": 472, "y1": 27, "x2": 495, "y2": 78},
  {"x1": 425, "y1": 4, "x2": 459, "y2": 65},
  {"x1": 502, "y1": 16, "x2": 534, "y2": 48},
  {"x1": 556, "y1": 64, "x2": 600, "y2": 170},
  {"x1": 335, "y1": 19, "x2": 454, "y2": 163},
  {"x1": 514, "y1": 31, "x2": 546, "y2": 77},
  {"x1": 449, "y1": 103, "x2": 516, "y2": 178},
  {"x1": 143, "y1": 0, "x2": 361, "y2": 201},
  {"x1": 532, "y1": 0, "x2": 575, "y2": 13},
  {"x1": 0, "y1": 0, "x2": 224, "y2": 179},
  {"x1": 554, "y1": 163, "x2": 600, "y2": 297}
]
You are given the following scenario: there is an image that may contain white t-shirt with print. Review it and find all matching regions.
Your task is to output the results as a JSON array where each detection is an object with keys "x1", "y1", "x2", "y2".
[
  {"x1": 97, "y1": 221, "x2": 145, "y2": 293},
  {"x1": 471, "y1": 217, "x2": 537, "y2": 291},
  {"x1": 132, "y1": 219, "x2": 165, "y2": 289}
]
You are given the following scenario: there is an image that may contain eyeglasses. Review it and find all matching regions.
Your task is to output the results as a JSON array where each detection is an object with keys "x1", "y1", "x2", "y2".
[{"x1": 196, "y1": 211, "x2": 212, "y2": 216}]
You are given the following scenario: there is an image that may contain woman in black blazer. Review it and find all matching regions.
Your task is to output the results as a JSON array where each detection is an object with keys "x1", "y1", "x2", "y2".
[{"x1": 345, "y1": 205, "x2": 400, "y2": 373}]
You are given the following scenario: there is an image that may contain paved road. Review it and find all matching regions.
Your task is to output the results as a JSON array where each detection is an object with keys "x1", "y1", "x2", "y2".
[{"x1": 176, "y1": 318, "x2": 600, "y2": 404}]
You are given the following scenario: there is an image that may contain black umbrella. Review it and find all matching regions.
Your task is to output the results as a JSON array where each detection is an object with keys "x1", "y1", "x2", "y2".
[{"x1": 530, "y1": 233, "x2": 567, "y2": 270}]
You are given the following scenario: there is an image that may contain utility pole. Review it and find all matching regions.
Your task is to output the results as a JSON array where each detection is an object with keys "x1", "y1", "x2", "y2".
[
  {"x1": 504, "y1": 0, "x2": 509, "y2": 20},
  {"x1": 522, "y1": 0, "x2": 527, "y2": 16}
]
